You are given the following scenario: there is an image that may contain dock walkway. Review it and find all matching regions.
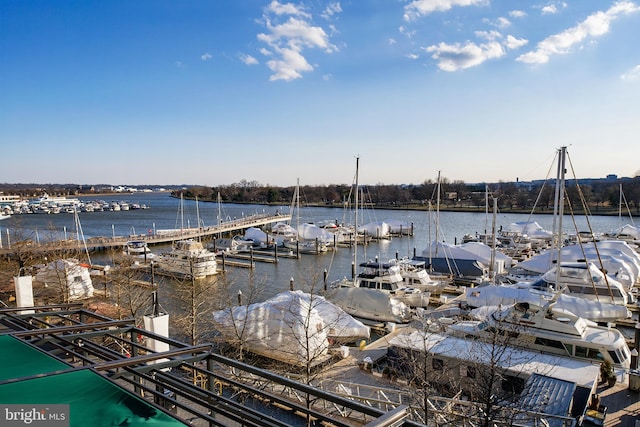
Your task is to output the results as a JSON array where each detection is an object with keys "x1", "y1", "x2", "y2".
[{"x1": 0, "y1": 212, "x2": 291, "y2": 255}]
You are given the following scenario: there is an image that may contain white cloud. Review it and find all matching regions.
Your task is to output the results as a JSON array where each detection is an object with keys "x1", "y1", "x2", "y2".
[
  {"x1": 505, "y1": 35, "x2": 528, "y2": 50},
  {"x1": 475, "y1": 30, "x2": 501, "y2": 41},
  {"x1": 240, "y1": 54, "x2": 259, "y2": 65},
  {"x1": 541, "y1": 2, "x2": 567, "y2": 15},
  {"x1": 257, "y1": 2, "x2": 339, "y2": 81},
  {"x1": 404, "y1": 0, "x2": 487, "y2": 21},
  {"x1": 518, "y1": 1, "x2": 640, "y2": 64},
  {"x1": 267, "y1": 1, "x2": 310, "y2": 18},
  {"x1": 621, "y1": 64, "x2": 640, "y2": 80},
  {"x1": 201, "y1": 53, "x2": 212, "y2": 61},
  {"x1": 407, "y1": 53, "x2": 419, "y2": 60},
  {"x1": 425, "y1": 41, "x2": 505, "y2": 71},
  {"x1": 264, "y1": 47, "x2": 313, "y2": 81},
  {"x1": 509, "y1": 10, "x2": 527, "y2": 18}
]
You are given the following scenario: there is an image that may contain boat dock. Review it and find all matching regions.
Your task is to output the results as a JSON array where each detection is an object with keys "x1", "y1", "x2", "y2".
[{"x1": 0, "y1": 212, "x2": 291, "y2": 256}]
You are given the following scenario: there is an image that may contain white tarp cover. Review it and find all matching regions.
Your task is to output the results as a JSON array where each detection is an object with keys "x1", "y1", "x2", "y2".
[
  {"x1": 34, "y1": 259, "x2": 94, "y2": 300},
  {"x1": 609, "y1": 223, "x2": 640, "y2": 238},
  {"x1": 244, "y1": 227, "x2": 269, "y2": 244},
  {"x1": 515, "y1": 241, "x2": 640, "y2": 288},
  {"x1": 465, "y1": 283, "x2": 630, "y2": 322},
  {"x1": 296, "y1": 223, "x2": 335, "y2": 243},
  {"x1": 507, "y1": 221, "x2": 554, "y2": 239},
  {"x1": 212, "y1": 290, "x2": 369, "y2": 365},
  {"x1": 328, "y1": 285, "x2": 411, "y2": 324}
]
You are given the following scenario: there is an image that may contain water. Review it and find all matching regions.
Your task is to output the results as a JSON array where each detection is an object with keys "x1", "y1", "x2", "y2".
[{"x1": 0, "y1": 191, "x2": 629, "y2": 301}]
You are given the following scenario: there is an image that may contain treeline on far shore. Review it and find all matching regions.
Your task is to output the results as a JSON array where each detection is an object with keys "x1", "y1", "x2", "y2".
[{"x1": 171, "y1": 176, "x2": 640, "y2": 216}]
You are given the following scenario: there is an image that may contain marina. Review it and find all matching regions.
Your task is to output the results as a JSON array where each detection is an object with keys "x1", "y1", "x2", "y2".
[{"x1": 2, "y1": 190, "x2": 640, "y2": 426}]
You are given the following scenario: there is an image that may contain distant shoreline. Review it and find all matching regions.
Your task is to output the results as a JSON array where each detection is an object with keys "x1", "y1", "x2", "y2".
[{"x1": 176, "y1": 196, "x2": 634, "y2": 217}]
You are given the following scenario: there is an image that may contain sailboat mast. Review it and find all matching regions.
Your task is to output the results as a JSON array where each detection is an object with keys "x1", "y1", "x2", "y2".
[
  {"x1": 435, "y1": 170, "x2": 441, "y2": 256},
  {"x1": 354, "y1": 156, "x2": 359, "y2": 270},
  {"x1": 489, "y1": 197, "x2": 497, "y2": 282},
  {"x1": 295, "y1": 178, "x2": 300, "y2": 231},
  {"x1": 619, "y1": 183, "x2": 623, "y2": 227},
  {"x1": 554, "y1": 146, "x2": 567, "y2": 287}
]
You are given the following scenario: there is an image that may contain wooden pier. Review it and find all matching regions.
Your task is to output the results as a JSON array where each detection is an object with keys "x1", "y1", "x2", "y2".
[{"x1": 0, "y1": 212, "x2": 291, "y2": 256}]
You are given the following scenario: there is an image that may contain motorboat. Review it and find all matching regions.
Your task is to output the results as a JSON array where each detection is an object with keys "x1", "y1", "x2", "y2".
[
  {"x1": 123, "y1": 240, "x2": 156, "y2": 261},
  {"x1": 333, "y1": 261, "x2": 431, "y2": 308},
  {"x1": 212, "y1": 235, "x2": 254, "y2": 254},
  {"x1": 390, "y1": 258, "x2": 450, "y2": 293},
  {"x1": 156, "y1": 239, "x2": 217, "y2": 279},
  {"x1": 444, "y1": 301, "x2": 631, "y2": 369},
  {"x1": 326, "y1": 286, "x2": 411, "y2": 325}
]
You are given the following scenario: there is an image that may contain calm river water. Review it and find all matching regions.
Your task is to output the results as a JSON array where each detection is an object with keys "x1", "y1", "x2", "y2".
[{"x1": 1, "y1": 191, "x2": 631, "y2": 304}]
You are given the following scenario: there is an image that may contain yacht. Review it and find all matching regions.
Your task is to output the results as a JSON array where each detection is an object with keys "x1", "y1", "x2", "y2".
[
  {"x1": 444, "y1": 300, "x2": 631, "y2": 369},
  {"x1": 156, "y1": 239, "x2": 217, "y2": 279},
  {"x1": 391, "y1": 258, "x2": 450, "y2": 294}
]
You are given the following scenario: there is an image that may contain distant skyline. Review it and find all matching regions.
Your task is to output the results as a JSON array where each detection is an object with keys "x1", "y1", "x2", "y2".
[{"x1": 2, "y1": 1, "x2": 639, "y2": 187}]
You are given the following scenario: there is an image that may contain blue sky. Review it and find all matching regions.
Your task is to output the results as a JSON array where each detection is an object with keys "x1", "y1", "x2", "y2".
[{"x1": 1, "y1": 0, "x2": 639, "y2": 187}]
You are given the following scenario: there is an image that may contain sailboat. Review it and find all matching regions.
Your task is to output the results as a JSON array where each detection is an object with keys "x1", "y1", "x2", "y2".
[
  {"x1": 413, "y1": 172, "x2": 498, "y2": 281},
  {"x1": 326, "y1": 157, "x2": 414, "y2": 325},
  {"x1": 283, "y1": 179, "x2": 329, "y2": 254}
]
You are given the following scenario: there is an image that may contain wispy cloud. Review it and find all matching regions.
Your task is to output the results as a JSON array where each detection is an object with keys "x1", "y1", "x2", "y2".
[
  {"x1": 509, "y1": 10, "x2": 527, "y2": 18},
  {"x1": 517, "y1": 1, "x2": 640, "y2": 64},
  {"x1": 404, "y1": 0, "x2": 487, "y2": 21},
  {"x1": 621, "y1": 64, "x2": 640, "y2": 80},
  {"x1": 201, "y1": 53, "x2": 212, "y2": 61},
  {"x1": 256, "y1": 1, "x2": 340, "y2": 81},
  {"x1": 321, "y1": 2, "x2": 342, "y2": 20},
  {"x1": 240, "y1": 54, "x2": 259, "y2": 65}
]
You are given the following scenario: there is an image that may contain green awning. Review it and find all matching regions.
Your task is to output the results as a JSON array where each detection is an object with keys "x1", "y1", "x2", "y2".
[
  {"x1": 0, "y1": 336, "x2": 185, "y2": 426},
  {"x1": 0, "y1": 335, "x2": 69, "y2": 381}
]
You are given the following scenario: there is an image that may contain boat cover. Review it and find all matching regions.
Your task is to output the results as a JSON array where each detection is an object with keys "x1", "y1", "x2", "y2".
[
  {"x1": 212, "y1": 290, "x2": 369, "y2": 365},
  {"x1": 34, "y1": 259, "x2": 94, "y2": 300}
]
